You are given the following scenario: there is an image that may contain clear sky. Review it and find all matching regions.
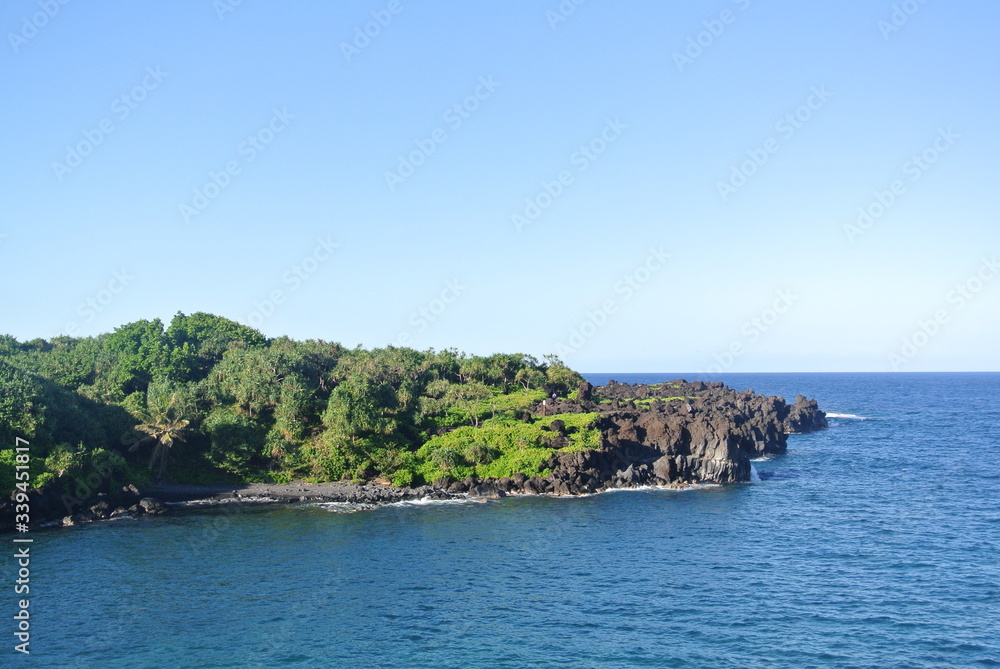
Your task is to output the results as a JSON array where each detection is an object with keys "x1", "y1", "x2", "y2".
[{"x1": 2, "y1": 0, "x2": 997, "y2": 372}]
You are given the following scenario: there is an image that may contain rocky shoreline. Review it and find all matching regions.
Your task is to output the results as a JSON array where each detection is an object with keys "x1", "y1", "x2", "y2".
[{"x1": 3, "y1": 379, "x2": 827, "y2": 530}]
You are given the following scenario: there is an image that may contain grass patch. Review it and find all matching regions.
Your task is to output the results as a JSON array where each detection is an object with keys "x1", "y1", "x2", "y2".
[
  {"x1": 414, "y1": 412, "x2": 600, "y2": 483},
  {"x1": 424, "y1": 387, "x2": 547, "y2": 429}
]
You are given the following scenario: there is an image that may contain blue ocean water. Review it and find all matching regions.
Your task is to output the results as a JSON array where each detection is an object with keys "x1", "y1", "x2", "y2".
[{"x1": 15, "y1": 373, "x2": 1000, "y2": 668}]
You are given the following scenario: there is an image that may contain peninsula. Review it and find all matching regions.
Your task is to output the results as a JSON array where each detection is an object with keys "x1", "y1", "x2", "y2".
[{"x1": 0, "y1": 312, "x2": 826, "y2": 528}]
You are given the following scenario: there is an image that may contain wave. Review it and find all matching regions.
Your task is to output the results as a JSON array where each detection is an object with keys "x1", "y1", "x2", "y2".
[
  {"x1": 400, "y1": 487, "x2": 710, "y2": 504},
  {"x1": 600, "y1": 482, "x2": 721, "y2": 494},
  {"x1": 825, "y1": 412, "x2": 869, "y2": 420},
  {"x1": 312, "y1": 501, "x2": 380, "y2": 513},
  {"x1": 389, "y1": 496, "x2": 478, "y2": 507},
  {"x1": 169, "y1": 496, "x2": 281, "y2": 506},
  {"x1": 750, "y1": 464, "x2": 761, "y2": 483}
]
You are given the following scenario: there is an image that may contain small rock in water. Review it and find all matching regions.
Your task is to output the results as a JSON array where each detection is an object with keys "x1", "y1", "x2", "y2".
[{"x1": 138, "y1": 498, "x2": 166, "y2": 515}]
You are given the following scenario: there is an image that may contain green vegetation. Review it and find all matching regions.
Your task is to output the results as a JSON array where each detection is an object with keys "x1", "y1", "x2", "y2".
[
  {"x1": 414, "y1": 412, "x2": 601, "y2": 484},
  {"x1": 0, "y1": 313, "x2": 587, "y2": 496}
]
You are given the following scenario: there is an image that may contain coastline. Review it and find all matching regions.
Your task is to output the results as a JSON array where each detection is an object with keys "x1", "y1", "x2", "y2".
[
  {"x1": 27, "y1": 477, "x2": 701, "y2": 530},
  {"x1": 143, "y1": 480, "x2": 451, "y2": 505},
  {"x1": 5, "y1": 378, "x2": 828, "y2": 531},
  {"x1": 145, "y1": 477, "x2": 700, "y2": 507}
]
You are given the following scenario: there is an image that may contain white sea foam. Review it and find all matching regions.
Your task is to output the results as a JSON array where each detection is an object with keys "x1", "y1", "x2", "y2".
[
  {"x1": 170, "y1": 496, "x2": 279, "y2": 507},
  {"x1": 312, "y1": 501, "x2": 379, "y2": 513},
  {"x1": 600, "y1": 482, "x2": 719, "y2": 494},
  {"x1": 825, "y1": 412, "x2": 868, "y2": 420},
  {"x1": 750, "y1": 464, "x2": 761, "y2": 483},
  {"x1": 389, "y1": 496, "x2": 477, "y2": 507}
]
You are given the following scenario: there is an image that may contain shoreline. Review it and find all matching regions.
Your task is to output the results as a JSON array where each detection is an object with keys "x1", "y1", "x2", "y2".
[
  {"x1": 142, "y1": 480, "x2": 451, "y2": 505},
  {"x1": 146, "y1": 477, "x2": 699, "y2": 506},
  {"x1": 12, "y1": 477, "x2": 715, "y2": 532}
]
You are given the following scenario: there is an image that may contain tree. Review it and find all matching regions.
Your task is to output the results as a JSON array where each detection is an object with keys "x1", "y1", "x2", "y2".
[
  {"x1": 1, "y1": 312, "x2": 598, "y2": 490},
  {"x1": 166, "y1": 312, "x2": 267, "y2": 381},
  {"x1": 267, "y1": 336, "x2": 343, "y2": 394},
  {"x1": 515, "y1": 366, "x2": 545, "y2": 390},
  {"x1": 483, "y1": 353, "x2": 527, "y2": 391},
  {"x1": 44, "y1": 444, "x2": 84, "y2": 478},
  {"x1": 203, "y1": 407, "x2": 266, "y2": 478},
  {"x1": 319, "y1": 350, "x2": 432, "y2": 481},
  {"x1": 105, "y1": 319, "x2": 177, "y2": 394},
  {"x1": 543, "y1": 354, "x2": 585, "y2": 396},
  {"x1": 331, "y1": 347, "x2": 431, "y2": 435},
  {"x1": 128, "y1": 379, "x2": 194, "y2": 478},
  {"x1": 0, "y1": 360, "x2": 46, "y2": 444},
  {"x1": 208, "y1": 347, "x2": 285, "y2": 417},
  {"x1": 322, "y1": 376, "x2": 399, "y2": 441},
  {"x1": 426, "y1": 348, "x2": 462, "y2": 384}
]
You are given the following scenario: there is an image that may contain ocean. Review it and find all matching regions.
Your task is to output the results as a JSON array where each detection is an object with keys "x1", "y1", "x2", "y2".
[{"x1": 14, "y1": 373, "x2": 1000, "y2": 668}]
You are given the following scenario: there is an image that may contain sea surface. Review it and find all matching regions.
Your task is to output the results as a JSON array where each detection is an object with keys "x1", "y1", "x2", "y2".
[{"x1": 13, "y1": 373, "x2": 1000, "y2": 668}]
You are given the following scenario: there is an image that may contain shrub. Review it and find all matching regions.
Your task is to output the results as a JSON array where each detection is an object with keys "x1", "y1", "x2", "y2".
[{"x1": 414, "y1": 412, "x2": 600, "y2": 483}]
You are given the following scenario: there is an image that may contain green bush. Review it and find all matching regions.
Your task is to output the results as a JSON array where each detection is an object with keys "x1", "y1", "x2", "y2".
[
  {"x1": 0, "y1": 448, "x2": 53, "y2": 499},
  {"x1": 391, "y1": 468, "x2": 415, "y2": 487},
  {"x1": 414, "y1": 412, "x2": 600, "y2": 483},
  {"x1": 467, "y1": 442, "x2": 500, "y2": 465},
  {"x1": 203, "y1": 408, "x2": 266, "y2": 478}
]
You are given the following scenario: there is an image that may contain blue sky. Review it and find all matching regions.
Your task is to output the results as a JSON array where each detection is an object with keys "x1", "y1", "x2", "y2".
[{"x1": 2, "y1": 0, "x2": 997, "y2": 372}]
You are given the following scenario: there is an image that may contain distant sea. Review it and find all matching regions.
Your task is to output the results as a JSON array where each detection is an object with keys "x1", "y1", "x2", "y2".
[{"x1": 23, "y1": 373, "x2": 1000, "y2": 668}]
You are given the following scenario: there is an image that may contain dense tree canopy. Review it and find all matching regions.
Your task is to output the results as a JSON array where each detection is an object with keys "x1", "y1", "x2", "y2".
[{"x1": 0, "y1": 313, "x2": 586, "y2": 494}]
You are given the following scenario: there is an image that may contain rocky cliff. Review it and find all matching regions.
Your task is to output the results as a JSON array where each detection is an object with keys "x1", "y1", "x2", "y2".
[{"x1": 444, "y1": 379, "x2": 827, "y2": 497}]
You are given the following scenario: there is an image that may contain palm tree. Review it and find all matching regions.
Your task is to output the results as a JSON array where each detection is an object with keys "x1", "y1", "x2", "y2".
[{"x1": 128, "y1": 380, "x2": 193, "y2": 478}]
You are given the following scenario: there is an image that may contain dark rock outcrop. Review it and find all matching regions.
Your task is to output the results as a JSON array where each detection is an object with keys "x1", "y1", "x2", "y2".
[
  {"x1": 434, "y1": 379, "x2": 827, "y2": 497},
  {"x1": 468, "y1": 482, "x2": 506, "y2": 499},
  {"x1": 784, "y1": 395, "x2": 829, "y2": 433},
  {"x1": 0, "y1": 475, "x2": 161, "y2": 532},
  {"x1": 139, "y1": 498, "x2": 166, "y2": 515}
]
